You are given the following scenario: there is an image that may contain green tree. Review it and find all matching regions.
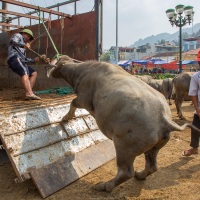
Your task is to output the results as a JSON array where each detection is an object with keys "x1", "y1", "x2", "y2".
[
  {"x1": 172, "y1": 39, "x2": 178, "y2": 46},
  {"x1": 160, "y1": 39, "x2": 166, "y2": 44},
  {"x1": 182, "y1": 32, "x2": 189, "y2": 39},
  {"x1": 194, "y1": 29, "x2": 200, "y2": 37},
  {"x1": 100, "y1": 52, "x2": 110, "y2": 61},
  {"x1": 155, "y1": 39, "x2": 165, "y2": 45}
]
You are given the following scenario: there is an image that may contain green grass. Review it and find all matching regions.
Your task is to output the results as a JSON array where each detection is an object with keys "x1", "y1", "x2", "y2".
[
  {"x1": 134, "y1": 73, "x2": 176, "y2": 79},
  {"x1": 151, "y1": 74, "x2": 176, "y2": 79}
]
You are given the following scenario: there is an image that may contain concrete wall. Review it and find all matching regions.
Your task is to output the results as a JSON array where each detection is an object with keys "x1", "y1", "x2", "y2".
[{"x1": 0, "y1": 11, "x2": 97, "y2": 90}]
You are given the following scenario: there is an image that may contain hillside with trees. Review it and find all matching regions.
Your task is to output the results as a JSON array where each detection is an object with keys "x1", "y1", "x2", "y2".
[{"x1": 131, "y1": 23, "x2": 200, "y2": 47}]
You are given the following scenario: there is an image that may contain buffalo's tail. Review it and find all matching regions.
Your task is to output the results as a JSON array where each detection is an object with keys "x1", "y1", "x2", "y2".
[{"x1": 168, "y1": 120, "x2": 200, "y2": 135}]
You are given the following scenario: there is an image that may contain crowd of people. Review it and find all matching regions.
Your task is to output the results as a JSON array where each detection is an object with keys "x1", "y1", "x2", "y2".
[
  {"x1": 133, "y1": 67, "x2": 165, "y2": 74},
  {"x1": 123, "y1": 65, "x2": 185, "y2": 75}
]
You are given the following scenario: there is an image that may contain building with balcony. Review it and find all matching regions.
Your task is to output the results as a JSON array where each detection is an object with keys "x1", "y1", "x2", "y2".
[
  {"x1": 135, "y1": 43, "x2": 155, "y2": 60},
  {"x1": 183, "y1": 37, "x2": 200, "y2": 52},
  {"x1": 155, "y1": 42, "x2": 179, "y2": 53},
  {"x1": 109, "y1": 46, "x2": 134, "y2": 63}
]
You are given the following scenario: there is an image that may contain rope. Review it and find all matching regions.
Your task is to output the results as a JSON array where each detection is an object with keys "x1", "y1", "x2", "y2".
[
  {"x1": 37, "y1": 6, "x2": 60, "y2": 60},
  {"x1": 28, "y1": 47, "x2": 50, "y2": 63},
  {"x1": 34, "y1": 7, "x2": 82, "y2": 64},
  {"x1": 60, "y1": 14, "x2": 65, "y2": 54},
  {"x1": 30, "y1": 31, "x2": 46, "y2": 43},
  {"x1": 45, "y1": 13, "x2": 52, "y2": 57},
  {"x1": 21, "y1": 0, "x2": 36, "y2": 25},
  {"x1": 33, "y1": 11, "x2": 41, "y2": 68},
  {"x1": 37, "y1": 11, "x2": 41, "y2": 57}
]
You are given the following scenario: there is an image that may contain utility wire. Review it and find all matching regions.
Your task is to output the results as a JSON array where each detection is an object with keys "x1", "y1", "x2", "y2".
[
  {"x1": 44, "y1": 0, "x2": 48, "y2": 7},
  {"x1": 21, "y1": 0, "x2": 31, "y2": 13},
  {"x1": 20, "y1": 0, "x2": 37, "y2": 25},
  {"x1": 30, "y1": 0, "x2": 34, "y2": 5}
]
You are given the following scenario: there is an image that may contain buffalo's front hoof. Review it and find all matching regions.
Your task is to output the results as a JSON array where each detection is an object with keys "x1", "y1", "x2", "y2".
[
  {"x1": 62, "y1": 114, "x2": 73, "y2": 122},
  {"x1": 134, "y1": 170, "x2": 147, "y2": 180},
  {"x1": 93, "y1": 182, "x2": 113, "y2": 192},
  {"x1": 62, "y1": 117, "x2": 69, "y2": 122},
  {"x1": 93, "y1": 182, "x2": 105, "y2": 191}
]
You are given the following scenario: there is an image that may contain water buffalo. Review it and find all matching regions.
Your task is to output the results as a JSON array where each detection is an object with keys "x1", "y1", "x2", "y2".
[
  {"x1": 170, "y1": 72, "x2": 194, "y2": 119},
  {"x1": 134, "y1": 75, "x2": 153, "y2": 84},
  {"x1": 149, "y1": 78, "x2": 173, "y2": 105},
  {"x1": 46, "y1": 56, "x2": 200, "y2": 192}
]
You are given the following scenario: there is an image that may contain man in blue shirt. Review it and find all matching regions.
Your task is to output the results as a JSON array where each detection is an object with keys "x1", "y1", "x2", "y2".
[{"x1": 7, "y1": 29, "x2": 41, "y2": 100}]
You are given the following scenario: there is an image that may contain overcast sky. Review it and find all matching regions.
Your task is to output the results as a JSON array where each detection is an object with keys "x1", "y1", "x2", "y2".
[{"x1": 2, "y1": 0, "x2": 200, "y2": 50}]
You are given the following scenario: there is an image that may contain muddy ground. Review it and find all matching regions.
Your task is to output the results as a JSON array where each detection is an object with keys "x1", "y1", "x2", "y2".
[{"x1": 1, "y1": 94, "x2": 200, "y2": 200}]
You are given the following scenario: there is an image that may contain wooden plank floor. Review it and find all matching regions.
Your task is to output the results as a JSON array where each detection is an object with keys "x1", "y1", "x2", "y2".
[{"x1": 0, "y1": 88, "x2": 76, "y2": 114}]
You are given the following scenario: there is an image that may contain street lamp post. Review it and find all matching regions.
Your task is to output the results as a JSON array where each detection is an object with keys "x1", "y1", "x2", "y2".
[
  {"x1": 166, "y1": 5, "x2": 194, "y2": 73},
  {"x1": 116, "y1": 0, "x2": 118, "y2": 64}
]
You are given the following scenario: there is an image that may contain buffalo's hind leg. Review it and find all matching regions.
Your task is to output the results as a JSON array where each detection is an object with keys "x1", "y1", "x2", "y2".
[
  {"x1": 175, "y1": 94, "x2": 185, "y2": 119},
  {"x1": 93, "y1": 142, "x2": 135, "y2": 192},
  {"x1": 135, "y1": 134, "x2": 170, "y2": 180}
]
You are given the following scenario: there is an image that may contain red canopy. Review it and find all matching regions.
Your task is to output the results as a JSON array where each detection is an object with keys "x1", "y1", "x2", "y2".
[
  {"x1": 196, "y1": 51, "x2": 200, "y2": 61},
  {"x1": 161, "y1": 61, "x2": 186, "y2": 70},
  {"x1": 196, "y1": 51, "x2": 200, "y2": 65}
]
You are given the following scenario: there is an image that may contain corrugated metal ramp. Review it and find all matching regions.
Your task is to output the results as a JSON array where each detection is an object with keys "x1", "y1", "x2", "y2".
[{"x1": 0, "y1": 94, "x2": 115, "y2": 198}]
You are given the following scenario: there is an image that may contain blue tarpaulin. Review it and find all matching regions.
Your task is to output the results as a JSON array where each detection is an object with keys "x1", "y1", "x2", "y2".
[
  {"x1": 153, "y1": 60, "x2": 168, "y2": 65},
  {"x1": 132, "y1": 60, "x2": 150, "y2": 65},
  {"x1": 133, "y1": 59, "x2": 198, "y2": 66},
  {"x1": 133, "y1": 59, "x2": 168, "y2": 65},
  {"x1": 150, "y1": 58, "x2": 163, "y2": 62},
  {"x1": 181, "y1": 60, "x2": 198, "y2": 65},
  {"x1": 117, "y1": 59, "x2": 198, "y2": 67},
  {"x1": 118, "y1": 60, "x2": 131, "y2": 67}
]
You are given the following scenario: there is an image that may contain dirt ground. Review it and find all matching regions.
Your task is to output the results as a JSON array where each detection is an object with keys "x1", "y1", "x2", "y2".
[{"x1": 1, "y1": 94, "x2": 200, "y2": 200}]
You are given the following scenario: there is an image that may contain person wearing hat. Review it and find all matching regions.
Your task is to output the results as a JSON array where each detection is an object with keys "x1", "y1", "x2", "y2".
[{"x1": 7, "y1": 29, "x2": 41, "y2": 100}]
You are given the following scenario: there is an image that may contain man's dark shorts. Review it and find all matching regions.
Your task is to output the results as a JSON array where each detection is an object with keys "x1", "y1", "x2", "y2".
[{"x1": 7, "y1": 56, "x2": 35, "y2": 77}]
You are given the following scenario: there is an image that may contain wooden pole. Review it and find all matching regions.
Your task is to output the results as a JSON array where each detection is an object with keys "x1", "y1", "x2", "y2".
[
  {"x1": 0, "y1": 9, "x2": 49, "y2": 21},
  {"x1": 2, "y1": 2, "x2": 8, "y2": 32},
  {"x1": 1, "y1": 0, "x2": 71, "y2": 18}
]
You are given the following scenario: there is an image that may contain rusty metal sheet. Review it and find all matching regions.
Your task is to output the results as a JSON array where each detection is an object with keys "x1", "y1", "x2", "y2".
[
  {"x1": 0, "y1": 106, "x2": 103, "y2": 176},
  {"x1": 0, "y1": 11, "x2": 97, "y2": 90},
  {"x1": 30, "y1": 139, "x2": 115, "y2": 198},
  {"x1": 0, "y1": 104, "x2": 89, "y2": 136},
  {"x1": 12, "y1": 132, "x2": 103, "y2": 175},
  {"x1": 83, "y1": 115, "x2": 99, "y2": 130},
  {"x1": 0, "y1": 12, "x2": 96, "y2": 64},
  {"x1": 0, "y1": 95, "x2": 116, "y2": 197}
]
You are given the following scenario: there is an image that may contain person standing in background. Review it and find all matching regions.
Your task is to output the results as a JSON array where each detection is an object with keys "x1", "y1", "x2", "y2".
[{"x1": 182, "y1": 51, "x2": 200, "y2": 156}]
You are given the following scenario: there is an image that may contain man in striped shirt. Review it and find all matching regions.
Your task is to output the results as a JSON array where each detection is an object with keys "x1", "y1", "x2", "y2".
[{"x1": 7, "y1": 29, "x2": 41, "y2": 100}]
